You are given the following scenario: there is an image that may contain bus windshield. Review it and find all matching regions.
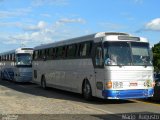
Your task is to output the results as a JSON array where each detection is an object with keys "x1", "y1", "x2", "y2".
[
  {"x1": 104, "y1": 41, "x2": 152, "y2": 66},
  {"x1": 16, "y1": 53, "x2": 32, "y2": 66}
]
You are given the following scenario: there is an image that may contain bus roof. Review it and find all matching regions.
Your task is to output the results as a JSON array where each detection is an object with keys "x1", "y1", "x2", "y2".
[
  {"x1": 34, "y1": 32, "x2": 148, "y2": 50},
  {"x1": 0, "y1": 48, "x2": 33, "y2": 55}
]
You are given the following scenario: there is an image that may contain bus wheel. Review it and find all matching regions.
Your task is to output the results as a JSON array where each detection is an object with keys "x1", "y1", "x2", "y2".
[
  {"x1": 41, "y1": 76, "x2": 47, "y2": 89},
  {"x1": 82, "y1": 80, "x2": 92, "y2": 100},
  {"x1": 1, "y1": 72, "x2": 4, "y2": 80}
]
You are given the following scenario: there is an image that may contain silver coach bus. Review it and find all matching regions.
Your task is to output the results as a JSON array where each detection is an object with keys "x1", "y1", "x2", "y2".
[
  {"x1": 32, "y1": 32, "x2": 154, "y2": 100},
  {"x1": 0, "y1": 48, "x2": 33, "y2": 82}
]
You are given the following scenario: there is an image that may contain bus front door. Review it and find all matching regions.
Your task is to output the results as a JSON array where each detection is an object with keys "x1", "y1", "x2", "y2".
[{"x1": 94, "y1": 44, "x2": 105, "y2": 98}]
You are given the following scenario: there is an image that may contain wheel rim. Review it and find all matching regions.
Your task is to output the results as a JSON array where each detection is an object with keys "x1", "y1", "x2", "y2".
[{"x1": 83, "y1": 82, "x2": 91, "y2": 97}]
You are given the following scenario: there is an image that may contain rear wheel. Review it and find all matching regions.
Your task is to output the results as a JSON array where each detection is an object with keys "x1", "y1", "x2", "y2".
[
  {"x1": 41, "y1": 76, "x2": 47, "y2": 89},
  {"x1": 82, "y1": 80, "x2": 92, "y2": 100},
  {"x1": 1, "y1": 71, "x2": 4, "y2": 80}
]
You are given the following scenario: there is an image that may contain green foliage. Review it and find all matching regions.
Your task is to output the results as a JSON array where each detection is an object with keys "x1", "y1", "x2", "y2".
[{"x1": 152, "y1": 42, "x2": 160, "y2": 72}]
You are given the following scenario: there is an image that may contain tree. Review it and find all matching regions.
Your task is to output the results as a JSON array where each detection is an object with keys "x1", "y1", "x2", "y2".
[{"x1": 152, "y1": 42, "x2": 160, "y2": 72}]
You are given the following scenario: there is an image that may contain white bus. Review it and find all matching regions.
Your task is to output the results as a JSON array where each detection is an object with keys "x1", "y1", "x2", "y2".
[
  {"x1": 0, "y1": 48, "x2": 33, "y2": 82},
  {"x1": 32, "y1": 32, "x2": 154, "y2": 100}
]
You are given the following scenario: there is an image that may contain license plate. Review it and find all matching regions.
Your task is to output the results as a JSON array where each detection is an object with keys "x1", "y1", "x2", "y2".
[{"x1": 130, "y1": 82, "x2": 137, "y2": 87}]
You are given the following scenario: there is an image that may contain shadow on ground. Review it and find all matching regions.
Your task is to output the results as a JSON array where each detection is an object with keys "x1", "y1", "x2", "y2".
[{"x1": 0, "y1": 79, "x2": 138, "y2": 105}]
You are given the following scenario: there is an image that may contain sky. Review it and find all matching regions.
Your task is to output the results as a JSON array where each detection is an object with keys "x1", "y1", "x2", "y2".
[{"x1": 0, "y1": 0, "x2": 160, "y2": 52}]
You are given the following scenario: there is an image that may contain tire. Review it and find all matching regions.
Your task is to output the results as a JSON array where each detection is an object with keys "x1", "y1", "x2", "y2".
[
  {"x1": 82, "y1": 80, "x2": 92, "y2": 100},
  {"x1": 41, "y1": 76, "x2": 47, "y2": 89},
  {"x1": 1, "y1": 71, "x2": 4, "y2": 80}
]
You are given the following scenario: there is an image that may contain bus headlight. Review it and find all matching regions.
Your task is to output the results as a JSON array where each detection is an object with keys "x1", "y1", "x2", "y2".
[
  {"x1": 144, "y1": 80, "x2": 152, "y2": 87},
  {"x1": 106, "y1": 81, "x2": 112, "y2": 89},
  {"x1": 113, "y1": 81, "x2": 123, "y2": 89}
]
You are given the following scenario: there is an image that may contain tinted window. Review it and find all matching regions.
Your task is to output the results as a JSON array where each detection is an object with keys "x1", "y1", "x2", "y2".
[
  {"x1": 131, "y1": 42, "x2": 151, "y2": 66},
  {"x1": 78, "y1": 42, "x2": 92, "y2": 57},
  {"x1": 95, "y1": 46, "x2": 103, "y2": 66},
  {"x1": 104, "y1": 42, "x2": 131, "y2": 66},
  {"x1": 67, "y1": 44, "x2": 77, "y2": 57},
  {"x1": 33, "y1": 51, "x2": 38, "y2": 60},
  {"x1": 56, "y1": 46, "x2": 66, "y2": 58}
]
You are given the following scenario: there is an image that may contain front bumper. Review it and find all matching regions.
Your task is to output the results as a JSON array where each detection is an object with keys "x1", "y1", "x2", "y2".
[{"x1": 102, "y1": 89, "x2": 154, "y2": 99}]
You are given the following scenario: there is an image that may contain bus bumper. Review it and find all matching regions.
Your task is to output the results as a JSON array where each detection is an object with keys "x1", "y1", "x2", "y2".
[
  {"x1": 15, "y1": 76, "x2": 32, "y2": 82},
  {"x1": 102, "y1": 89, "x2": 154, "y2": 99},
  {"x1": 15, "y1": 72, "x2": 32, "y2": 82}
]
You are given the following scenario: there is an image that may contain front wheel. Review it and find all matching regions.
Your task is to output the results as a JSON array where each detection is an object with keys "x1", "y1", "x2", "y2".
[{"x1": 82, "y1": 80, "x2": 92, "y2": 100}]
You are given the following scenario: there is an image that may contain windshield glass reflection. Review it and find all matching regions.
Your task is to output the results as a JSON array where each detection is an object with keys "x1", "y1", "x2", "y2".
[
  {"x1": 131, "y1": 42, "x2": 152, "y2": 66},
  {"x1": 16, "y1": 53, "x2": 32, "y2": 66},
  {"x1": 104, "y1": 42, "x2": 152, "y2": 66}
]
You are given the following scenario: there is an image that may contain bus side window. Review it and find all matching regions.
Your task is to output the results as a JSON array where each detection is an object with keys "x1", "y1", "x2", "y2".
[
  {"x1": 5, "y1": 55, "x2": 6, "y2": 61},
  {"x1": 33, "y1": 50, "x2": 38, "y2": 60},
  {"x1": 62, "y1": 46, "x2": 66, "y2": 58},
  {"x1": 7, "y1": 54, "x2": 9, "y2": 61},
  {"x1": 45, "y1": 49, "x2": 49, "y2": 59},
  {"x1": 67, "y1": 44, "x2": 77, "y2": 58},
  {"x1": 95, "y1": 46, "x2": 103, "y2": 66},
  {"x1": 86, "y1": 42, "x2": 92, "y2": 56},
  {"x1": 78, "y1": 41, "x2": 92, "y2": 57},
  {"x1": 12, "y1": 54, "x2": 14, "y2": 61},
  {"x1": 52, "y1": 48, "x2": 56, "y2": 59},
  {"x1": 56, "y1": 47, "x2": 62, "y2": 58},
  {"x1": 81, "y1": 43, "x2": 87, "y2": 57},
  {"x1": 48, "y1": 48, "x2": 53, "y2": 59},
  {"x1": 56, "y1": 46, "x2": 67, "y2": 59},
  {"x1": 38, "y1": 50, "x2": 41, "y2": 60},
  {"x1": 77, "y1": 44, "x2": 82, "y2": 57},
  {"x1": 9, "y1": 54, "x2": 11, "y2": 61},
  {"x1": 42, "y1": 49, "x2": 46, "y2": 60},
  {"x1": 55, "y1": 48, "x2": 58, "y2": 58},
  {"x1": 3, "y1": 55, "x2": 5, "y2": 61}
]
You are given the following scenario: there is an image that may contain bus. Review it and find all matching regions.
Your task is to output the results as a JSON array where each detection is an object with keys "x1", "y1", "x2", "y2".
[
  {"x1": 0, "y1": 48, "x2": 33, "y2": 82},
  {"x1": 32, "y1": 32, "x2": 154, "y2": 100}
]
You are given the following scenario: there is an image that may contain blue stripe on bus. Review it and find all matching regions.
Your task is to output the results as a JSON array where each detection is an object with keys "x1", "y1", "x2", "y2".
[
  {"x1": 102, "y1": 89, "x2": 154, "y2": 99},
  {"x1": 3, "y1": 68, "x2": 14, "y2": 80}
]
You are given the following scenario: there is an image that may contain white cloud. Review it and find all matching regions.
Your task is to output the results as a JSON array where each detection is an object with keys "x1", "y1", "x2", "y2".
[
  {"x1": 23, "y1": 18, "x2": 86, "y2": 32},
  {"x1": 41, "y1": 13, "x2": 52, "y2": 18},
  {"x1": 23, "y1": 21, "x2": 48, "y2": 31},
  {"x1": 54, "y1": 18, "x2": 86, "y2": 27},
  {"x1": 0, "y1": 22, "x2": 22, "y2": 27},
  {"x1": 0, "y1": 11, "x2": 21, "y2": 18},
  {"x1": 145, "y1": 18, "x2": 160, "y2": 31},
  {"x1": 0, "y1": 8, "x2": 31, "y2": 18},
  {"x1": 58, "y1": 18, "x2": 86, "y2": 24},
  {"x1": 1, "y1": 18, "x2": 87, "y2": 46}
]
